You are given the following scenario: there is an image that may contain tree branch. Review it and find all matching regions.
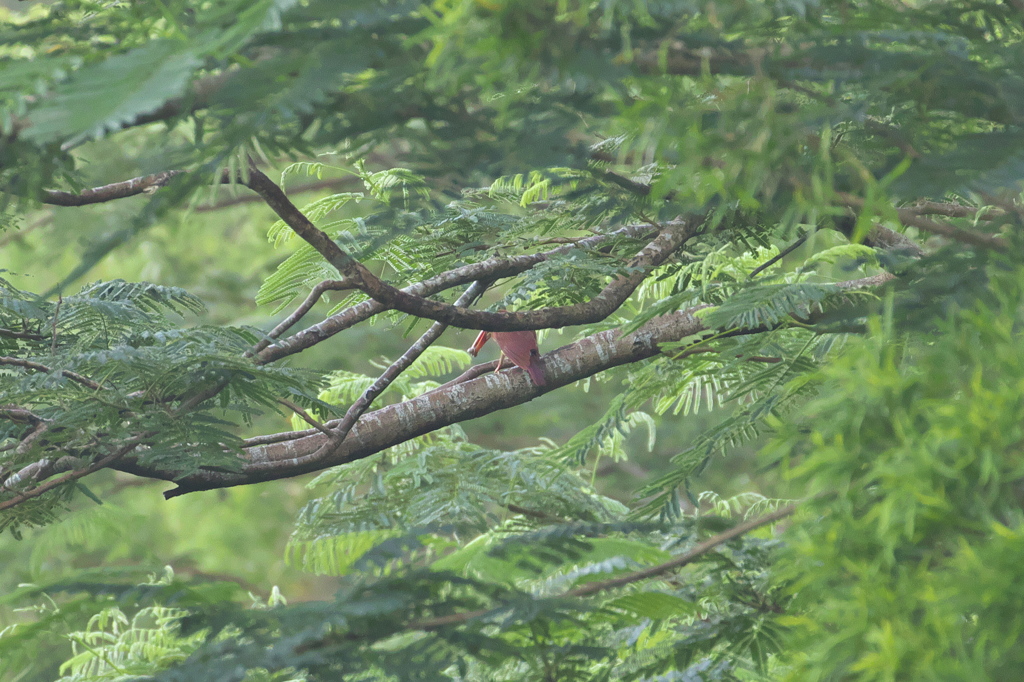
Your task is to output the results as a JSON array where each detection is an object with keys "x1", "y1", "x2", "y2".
[
  {"x1": 836, "y1": 192, "x2": 1007, "y2": 250},
  {"x1": 243, "y1": 163, "x2": 696, "y2": 333},
  {"x1": 39, "y1": 171, "x2": 185, "y2": 206},
  {"x1": 0, "y1": 440, "x2": 142, "y2": 511},
  {"x1": 0, "y1": 356, "x2": 103, "y2": 391},
  {"x1": 119, "y1": 270, "x2": 890, "y2": 497},
  {"x1": 143, "y1": 308, "x2": 711, "y2": 495},
  {"x1": 250, "y1": 279, "x2": 358, "y2": 356},
  {"x1": 254, "y1": 223, "x2": 656, "y2": 364},
  {"x1": 305, "y1": 502, "x2": 797, "y2": 640},
  {"x1": 321, "y1": 280, "x2": 489, "y2": 450}
]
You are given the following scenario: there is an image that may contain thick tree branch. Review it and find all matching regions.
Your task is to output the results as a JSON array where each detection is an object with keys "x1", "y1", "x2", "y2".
[
  {"x1": 145, "y1": 308, "x2": 711, "y2": 495},
  {"x1": 116, "y1": 271, "x2": 891, "y2": 497}
]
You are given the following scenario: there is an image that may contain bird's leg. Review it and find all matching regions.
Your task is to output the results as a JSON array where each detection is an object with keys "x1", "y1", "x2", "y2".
[{"x1": 496, "y1": 352, "x2": 507, "y2": 372}]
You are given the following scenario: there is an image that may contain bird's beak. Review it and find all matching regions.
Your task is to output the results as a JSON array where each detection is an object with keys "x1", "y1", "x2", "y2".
[{"x1": 467, "y1": 330, "x2": 490, "y2": 357}]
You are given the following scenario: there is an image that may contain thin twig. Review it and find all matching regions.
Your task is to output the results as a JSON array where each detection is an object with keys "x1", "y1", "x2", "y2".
[
  {"x1": 0, "y1": 356, "x2": 102, "y2": 390},
  {"x1": 50, "y1": 294, "x2": 61, "y2": 355},
  {"x1": 424, "y1": 362, "x2": 501, "y2": 395},
  {"x1": 748, "y1": 234, "x2": 808, "y2": 279},
  {"x1": 307, "y1": 280, "x2": 490, "y2": 462},
  {"x1": 505, "y1": 503, "x2": 566, "y2": 523},
  {"x1": 408, "y1": 503, "x2": 797, "y2": 632},
  {"x1": 0, "y1": 213, "x2": 53, "y2": 248},
  {"x1": 250, "y1": 279, "x2": 357, "y2": 356},
  {"x1": 277, "y1": 398, "x2": 332, "y2": 437}
]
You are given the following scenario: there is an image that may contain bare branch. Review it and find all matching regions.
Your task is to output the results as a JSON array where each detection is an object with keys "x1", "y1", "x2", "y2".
[
  {"x1": 837, "y1": 192, "x2": 1007, "y2": 250},
  {"x1": 39, "y1": 171, "x2": 185, "y2": 206},
  {"x1": 277, "y1": 398, "x2": 332, "y2": 437},
  {"x1": 255, "y1": 224, "x2": 656, "y2": 364},
  {"x1": 0, "y1": 356, "x2": 103, "y2": 391},
  {"x1": 243, "y1": 163, "x2": 696, "y2": 333},
  {"x1": 250, "y1": 279, "x2": 358, "y2": 356}
]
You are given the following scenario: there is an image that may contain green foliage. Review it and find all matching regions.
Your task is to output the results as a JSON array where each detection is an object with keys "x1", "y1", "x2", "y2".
[
  {"x1": 769, "y1": 261, "x2": 1024, "y2": 680},
  {"x1": 0, "y1": 275, "x2": 323, "y2": 536},
  {"x1": 3, "y1": 0, "x2": 1024, "y2": 680}
]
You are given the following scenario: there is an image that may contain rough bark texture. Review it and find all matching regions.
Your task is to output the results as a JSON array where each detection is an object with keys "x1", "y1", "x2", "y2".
[{"x1": 152, "y1": 305, "x2": 712, "y2": 496}]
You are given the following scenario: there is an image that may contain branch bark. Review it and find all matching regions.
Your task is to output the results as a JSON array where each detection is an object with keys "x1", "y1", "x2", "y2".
[
  {"x1": 254, "y1": 223, "x2": 657, "y2": 364},
  {"x1": 39, "y1": 171, "x2": 185, "y2": 206},
  {"x1": 243, "y1": 163, "x2": 697, "y2": 333},
  {"x1": 836, "y1": 192, "x2": 1007, "y2": 250}
]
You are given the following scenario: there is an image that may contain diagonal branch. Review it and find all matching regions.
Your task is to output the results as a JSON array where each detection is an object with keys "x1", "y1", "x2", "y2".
[
  {"x1": 419, "y1": 502, "x2": 798, "y2": 630},
  {"x1": 298, "y1": 501, "x2": 797, "y2": 644},
  {"x1": 254, "y1": 223, "x2": 656, "y2": 364},
  {"x1": 243, "y1": 163, "x2": 696, "y2": 333},
  {"x1": 318, "y1": 280, "x2": 489, "y2": 454},
  {"x1": 250, "y1": 279, "x2": 358, "y2": 356}
]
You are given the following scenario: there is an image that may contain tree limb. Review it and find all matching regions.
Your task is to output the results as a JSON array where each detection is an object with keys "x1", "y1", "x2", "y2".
[
  {"x1": 836, "y1": 192, "x2": 1007, "y2": 250},
  {"x1": 0, "y1": 356, "x2": 103, "y2": 391},
  {"x1": 39, "y1": 171, "x2": 185, "y2": 206},
  {"x1": 146, "y1": 308, "x2": 743, "y2": 496},
  {"x1": 243, "y1": 163, "x2": 697, "y2": 332},
  {"x1": 0, "y1": 440, "x2": 142, "y2": 511},
  {"x1": 254, "y1": 223, "x2": 657, "y2": 364},
  {"x1": 250, "y1": 279, "x2": 358, "y2": 356}
]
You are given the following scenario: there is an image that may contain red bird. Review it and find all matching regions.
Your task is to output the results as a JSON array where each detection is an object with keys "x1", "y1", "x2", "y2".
[{"x1": 467, "y1": 330, "x2": 547, "y2": 386}]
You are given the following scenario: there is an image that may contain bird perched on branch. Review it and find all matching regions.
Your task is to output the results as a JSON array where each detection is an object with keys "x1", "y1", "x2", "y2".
[{"x1": 467, "y1": 330, "x2": 547, "y2": 386}]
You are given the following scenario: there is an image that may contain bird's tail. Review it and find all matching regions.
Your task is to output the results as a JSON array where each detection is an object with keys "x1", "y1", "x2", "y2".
[{"x1": 526, "y1": 356, "x2": 547, "y2": 386}]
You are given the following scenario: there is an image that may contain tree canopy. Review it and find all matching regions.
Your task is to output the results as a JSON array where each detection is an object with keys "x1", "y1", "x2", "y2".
[{"x1": 2, "y1": 1, "x2": 1023, "y2": 680}]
